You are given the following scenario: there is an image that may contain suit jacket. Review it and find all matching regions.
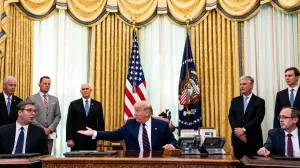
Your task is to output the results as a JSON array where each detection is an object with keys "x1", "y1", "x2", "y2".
[
  {"x1": 26, "y1": 93, "x2": 61, "y2": 132},
  {"x1": 274, "y1": 88, "x2": 300, "y2": 128},
  {"x1": 66, "y1": 98, "x2": 104, "y2": 150},
  {"x1": 0, "y1": 92, "x2": 23, "y2": 126},
  {"x1": 0, "y1": 123, "x2": 48, "y2": 154},
  {"x1": 95, "y1": 117, "x2": 177, "y2": 150},
  {"x1": 264, "y1": 128, "x2": 300, "y2": 156},
  {"x1": 228, "y1": 94, "x2": 265, "y2": 155}
]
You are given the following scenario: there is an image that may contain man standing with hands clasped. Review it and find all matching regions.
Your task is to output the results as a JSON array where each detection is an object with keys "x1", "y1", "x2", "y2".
[
  {"x1": 26, "y1": 76, "x2": 61, "y2": 154},
  {"x1": 228, "y1": 76, "x2": 265, "y2": 168},
  {"x1": 66, "y1": 83, "x2": 104, "y2": 151}
]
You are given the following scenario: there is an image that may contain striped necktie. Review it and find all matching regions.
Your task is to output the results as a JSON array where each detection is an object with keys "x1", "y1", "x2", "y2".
[{"x1": 142, "y1": 123, "x2": 150, "y2": 151}]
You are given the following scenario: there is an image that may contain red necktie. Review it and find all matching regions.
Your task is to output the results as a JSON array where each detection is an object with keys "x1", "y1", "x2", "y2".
[
  {"x1": 43, "y1": 94, "x2": 48, "y2": 111},
  {"x1": 287, "y1": 134, "x2": 293, "y2": 157},
  {"x1": 142, "y1": 124, "x2": 150, "y2": 151}
]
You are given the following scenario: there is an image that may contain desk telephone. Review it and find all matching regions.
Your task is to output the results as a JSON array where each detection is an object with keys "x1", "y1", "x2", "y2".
[{"x1": 179, "y1": 136, "x2": 226, "y2": 155}]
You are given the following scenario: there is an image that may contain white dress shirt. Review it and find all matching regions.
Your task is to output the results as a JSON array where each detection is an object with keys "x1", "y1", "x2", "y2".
[
  {"x1": 138, "y1": 118, "x2": 152, "y2": 151},
  {"x1": 285, "y1": 128, "x2": 300, "y2": 157},
  {"x1": 288, "y1": 86, "x2": 298, "y2": 101},
  {"x1": 82, "y1": 98, "x2": 91, "y2": 108},
  {"x1": 12, "y1": 122, "x2": 29, "y2": 154}
]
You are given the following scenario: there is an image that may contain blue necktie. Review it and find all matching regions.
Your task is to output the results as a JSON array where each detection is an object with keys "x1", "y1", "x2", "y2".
[
  {"x1": 85, "y1": 100, "x2": 89, "y2": 117},
  {"x1": 7, "y1": 97, "x2": 11, "y2": 115},
  {"x1": 244, "y1": 96, "x2": 249, "y2": 113},
  {"x1": 15, "y1": 127, "x2": 24, "y2": 153},
  {"x1": 290, "y1": 89, "x2": 295, "y2": 107}
]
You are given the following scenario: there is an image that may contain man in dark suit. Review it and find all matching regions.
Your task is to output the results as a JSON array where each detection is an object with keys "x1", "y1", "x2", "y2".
[
  {"x1": 0, "y1": 76, "x2": 23, "y2": 126},
  {"x1": 66, "y1": 83, "x2": 104, "y2": 151},
  {"x1": 78, "y1": 101, "x2": 177, "y2": 150},
  {"x1": 258, "y1": 107, "x2": 300, "y2": 157},
  {"x1": 228, "y1": 76, "x2": 265, "y2": 167},
  {"x1": 0, "y1": 100, "x2": 48, "y2": 154},
  {"x1": 274, "y1": 67, "x2": 300, "y2": 128}
]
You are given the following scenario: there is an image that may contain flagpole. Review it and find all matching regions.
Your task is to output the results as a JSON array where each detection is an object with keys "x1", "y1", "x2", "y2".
[{"x1": 131, "y1": 16, "x2": 137, "y2": 93}]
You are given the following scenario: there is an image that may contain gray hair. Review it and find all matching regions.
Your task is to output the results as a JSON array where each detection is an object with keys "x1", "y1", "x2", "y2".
[
  {"x1": 3, "y1": 76, "x2": 16, "y2": 84},
  {"x1": 80, "y1": 83, "x2": 92, "y2": 89},
  {"x1": 239, "y1": 76, "x2": 254, "y2": 85}
]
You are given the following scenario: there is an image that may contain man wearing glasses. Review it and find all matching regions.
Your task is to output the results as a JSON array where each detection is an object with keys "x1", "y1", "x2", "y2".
[
  {"x1": 0, "y1": 100, "x2": 48, "y2": 154},
  {"x1": 258, "y1": 107, "x2": 300, "y2": 157}
]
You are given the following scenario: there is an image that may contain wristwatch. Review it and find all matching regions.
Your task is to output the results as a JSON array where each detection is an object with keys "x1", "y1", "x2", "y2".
[{"x1": 243, "y1": 127, "x2": 246, "y2": 132}]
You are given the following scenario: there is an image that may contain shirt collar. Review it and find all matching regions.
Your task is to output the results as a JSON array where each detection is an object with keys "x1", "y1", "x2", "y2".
[
  {"x1": 3, "y1": 92, "x2": 11, "y2": 100},
  {"x1": 39, "y1": 92, "x2": 48, "y2": 98},
  {"x1": 289, "y1": 86, "x2": 299, "y2": 92},
  {"x1": 82, "y1": 98, "x2": 91, "y2": 102},
  {"x1": 143, "y1": 117, "x2": 152, "y2": 128},
  {"x1": 285, "y1": 127, "x2": 298, "y2": 137},
  {"x1": 15, "y1": 121, "x2": 29, "y2": 132},
  {"x1": 243, "y1": 93, "x2": 253, "y2": 100}
]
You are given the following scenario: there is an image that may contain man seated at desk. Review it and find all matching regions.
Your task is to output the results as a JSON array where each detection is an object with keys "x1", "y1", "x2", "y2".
[
  {"x1": 78, "y1": 101, "x2": 177, "y2": 151},
  {"x1": 0, "y1": 100, "x2": 49, "y2": 154},
  {"x1": 257, "y1": 107, "x2": 300, "y2": 157}
]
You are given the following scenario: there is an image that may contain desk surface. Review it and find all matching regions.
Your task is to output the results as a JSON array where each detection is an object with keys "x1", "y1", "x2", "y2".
[
  {"x1": 0, "y1": 156, "x2": 42, "y2": 168},
  {"x1": 241, "y1": 155, "x2": 300, "y2": 168},
  {"x1": 41, "y1": 151, "x2": 239, "y2": 168}
]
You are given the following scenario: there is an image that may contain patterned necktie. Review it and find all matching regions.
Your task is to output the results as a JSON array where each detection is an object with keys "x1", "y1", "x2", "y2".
[
  {"x1": 15, "y1": 127, "x2": 24, "y2": 153},
  {"x1": 7, "y1": 97, "x2": 11, "y2": 115},
  {"x1": 287, "y1": 134, "x2": 293, "y2": 157},
  {"x1": 142, "y1": 123, "x2": 150, "y2": 151},
  {"x1": 244, "y1": 96, "x2": 249, "y2": 112},
  {"x1": 290, "y1": 89, "x2": 295, "y2": 107},
  {"x1": 85, "y1": 100, "x2": 89, "y2": 117},
  {"x1": 43, "y1": 94, "x2": 48, "y2": 111}
]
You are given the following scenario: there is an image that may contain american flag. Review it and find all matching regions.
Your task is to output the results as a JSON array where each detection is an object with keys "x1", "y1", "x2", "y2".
[{"x1": 124, "y1": 31, "x2": 147, "y2": 119}]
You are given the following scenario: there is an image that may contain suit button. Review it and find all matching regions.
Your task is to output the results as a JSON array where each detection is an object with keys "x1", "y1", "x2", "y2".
[
  {"x1": 45, "y1": 122, "x2": 47, "y2": 124},
  {"x1": 47, "y1": 114, "x2": 48, "y2": 116}
]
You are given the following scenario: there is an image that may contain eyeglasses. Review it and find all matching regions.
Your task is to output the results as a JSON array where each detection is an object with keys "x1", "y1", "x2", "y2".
[
  {"x1": 22, "y1": 109, "x2": 37, "y2": 113},
  {"x1": 278, "y1": 116, "x2": 295, "y2": 120}
]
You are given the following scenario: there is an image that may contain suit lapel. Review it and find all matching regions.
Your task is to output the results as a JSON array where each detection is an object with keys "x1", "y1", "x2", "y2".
[
  {"x1": 151, "y1": 118, "x2": 157, "y2": 149},
  {"x1": 0, "y1": 93, "x2": 8, "y2": 116},
  {"x1": 9, "y1": 123, "x2": 16, "y2": 152},
  {"x1": 35, "y1": 93, "x2": 45, "y2": 113},
  {"x1": 294, "y1": 87, "x2": 300, "y2": 106},
  {"x1": 279, "y1": 129, "x2": 285, "y2": 155},
  {"x1": 26, "y1": 124, "x2": 34, "y2": 153},
  {"x1": 78, "y1": 99, "x2": 86, "y2": 117},
  {"x1": 88, "y1": 99, "x2": 95, "y2": 117},
  {"x1": 283, "y1": 89, "x2": 290, "y2": 106},
  {"x1": 133, "y1": 121, "x2": 140, "y2": 149}
]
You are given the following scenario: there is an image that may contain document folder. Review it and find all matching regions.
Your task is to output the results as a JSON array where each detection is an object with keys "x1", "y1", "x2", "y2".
[
  {"x1": 0, "y1": 153, "x2": 40, "y2": 158},
  {"x1": 271, "y1": 155, "x2": 300, "y2": 161},
  {"x1": 63, "y1": 150, "x2": 117, "y2": 157}
]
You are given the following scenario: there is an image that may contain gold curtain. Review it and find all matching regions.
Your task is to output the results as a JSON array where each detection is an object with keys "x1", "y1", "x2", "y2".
[
  {"x1": 0, "y1": 4, "x2": 33, "y2": 99},
  {"x1": 190, "y1": 10, "x2": 241, "y2": 152},
  {"x1": 90, "y1": 13, "x2": 133, "y2": 131}
]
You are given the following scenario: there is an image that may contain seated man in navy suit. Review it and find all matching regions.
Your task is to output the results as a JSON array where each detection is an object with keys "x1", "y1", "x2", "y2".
[
  {"x1": 78, "y1": 101, "x2": 177, "y2": 150},
  {"x1": 0, "y1": 100, "x2": 48, "y2": 154},
  {"x1": 257, "y1": 107, "x2": 300, "y2": 157}
]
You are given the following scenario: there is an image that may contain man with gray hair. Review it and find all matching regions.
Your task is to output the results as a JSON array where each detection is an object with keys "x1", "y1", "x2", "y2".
[
  {"x1": 0, "y1": 76, "x2": 23, "y2": 126},
  {"x1": 228, "y1": 76, "x2": 265, "y2": 168}
]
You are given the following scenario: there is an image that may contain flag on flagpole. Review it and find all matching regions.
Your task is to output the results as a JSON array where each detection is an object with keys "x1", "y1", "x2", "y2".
[
  {"x1": 124, "y1": 31, "x2": 147, "y2": 120},
  {"x1": 178, "y1": 33, "x2": 201, "y2": 130}
]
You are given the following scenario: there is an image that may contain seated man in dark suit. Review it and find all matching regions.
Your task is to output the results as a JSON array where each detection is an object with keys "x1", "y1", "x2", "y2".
[
  {"x1": 78, "y1": 101, "x2": 177, "y2": 150},
  {"x1": 257, "y1": 107, "x2": 300, "y2": 157},
  {"x1": 0, "y1": 100, "x2": 49, "y2": 154}
]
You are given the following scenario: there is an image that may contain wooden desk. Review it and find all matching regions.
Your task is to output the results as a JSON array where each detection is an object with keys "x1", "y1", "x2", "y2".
[
  {"x1": 241, "y1": 155, "x2": 300, "y2": 168},
  {"x1": 0, "y1": 156, "x2": 42, "y2": 168},
  {"x1": 41, "y1": 151, "x2": 238, "y2": 168}
]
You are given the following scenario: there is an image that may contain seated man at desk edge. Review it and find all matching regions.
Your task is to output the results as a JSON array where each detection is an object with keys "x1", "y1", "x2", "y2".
[
  {"x1": 78, "y1": 101, "x2": 177, "y2": 150},
  {"x1": 257, "y1": 107, "x2": 300, "y2": 157}
]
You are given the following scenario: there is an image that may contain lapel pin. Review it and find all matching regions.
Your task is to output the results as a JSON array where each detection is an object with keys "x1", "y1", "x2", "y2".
[{"x1": 155, "y1": 128, "x2": 157, "y2": 130}]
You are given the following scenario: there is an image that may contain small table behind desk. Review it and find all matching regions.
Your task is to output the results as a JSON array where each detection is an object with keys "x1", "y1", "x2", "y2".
[
  {"x1": 0, "y1": 156, "x2": 42, "y2": 168},
  {"x1": 241, "y1": 155, "x2": 300, "y2": 168},
  {"x1": 41, "y1": 151, "x2": 239, "y2": 168}
]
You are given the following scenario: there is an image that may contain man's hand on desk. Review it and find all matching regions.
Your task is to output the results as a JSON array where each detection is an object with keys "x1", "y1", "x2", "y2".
[
  {"x1": 97, "y1": 140, "x2": 103, "y2": 147},
  {"x1": 257, "y1": 147, "x2": 270, "y2": 157},
  {"x1": 67, "y1": 140, "x2": 75, "y2": 148},
  {"x1": 162, "y1": 144, "x2": 175, "y2": 150},
  {"x1": 77, "y1": 127, "x2": 94, "y2": 136}
]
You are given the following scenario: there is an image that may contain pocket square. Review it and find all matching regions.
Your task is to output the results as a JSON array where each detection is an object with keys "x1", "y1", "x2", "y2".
[{"x1": 51, "y1": 102, "x2": 56, "y2": 104}]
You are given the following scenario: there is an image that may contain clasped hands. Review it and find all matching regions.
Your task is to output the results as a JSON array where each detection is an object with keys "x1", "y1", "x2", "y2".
[{"x1": 234, "y1": 128, "x2": 247, "y2": 142}]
